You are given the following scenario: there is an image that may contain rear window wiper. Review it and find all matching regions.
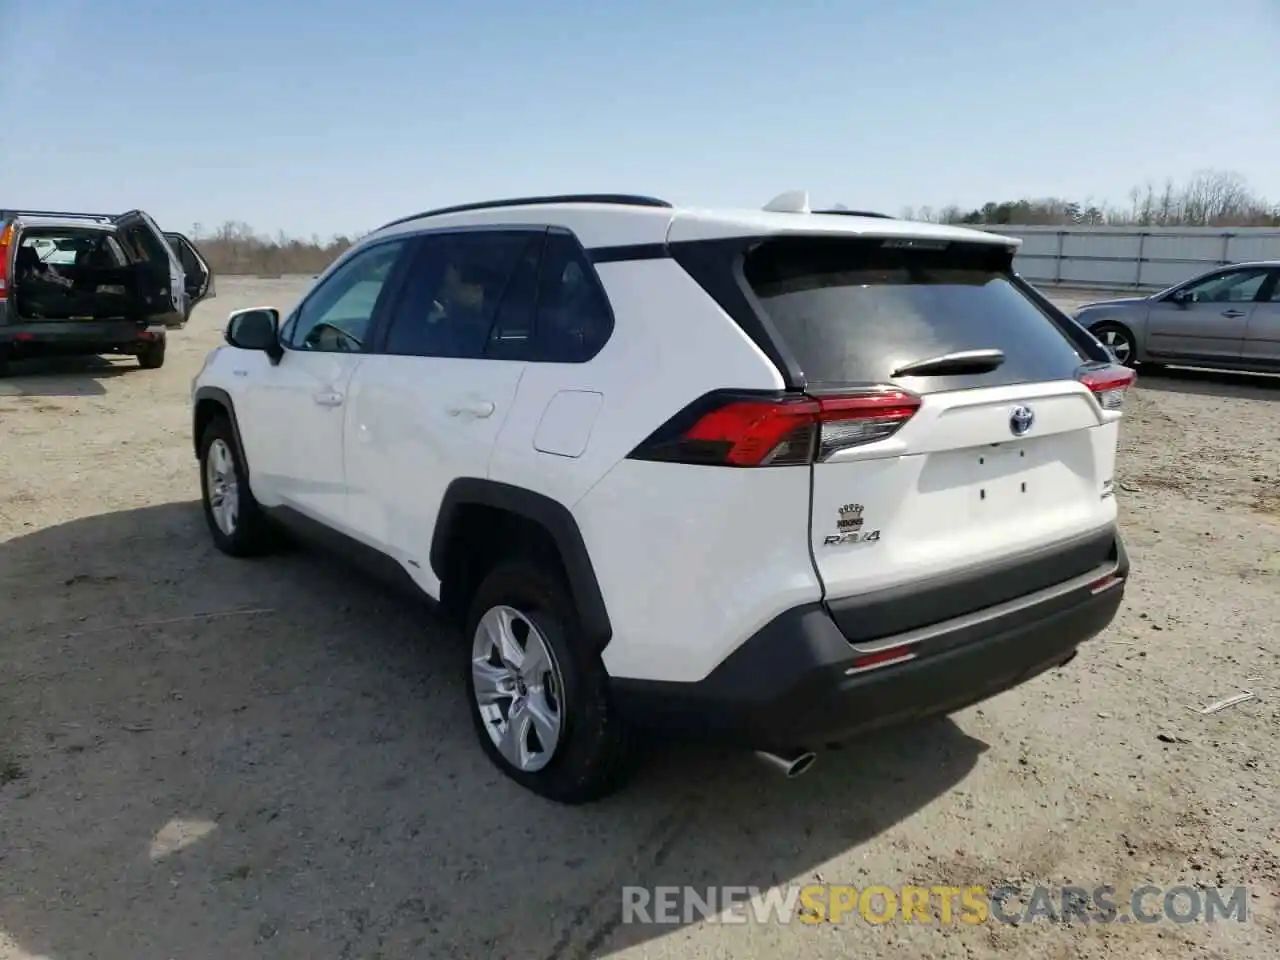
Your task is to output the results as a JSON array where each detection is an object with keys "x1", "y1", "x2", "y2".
[{"x1": 891, "y1": 348, "x2": 1005, "y2": 378}]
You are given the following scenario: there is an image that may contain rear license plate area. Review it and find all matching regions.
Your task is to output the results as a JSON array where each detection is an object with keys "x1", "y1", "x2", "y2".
[{"x1": 967, "y1": 440, "x2": 1049, "y2": 518}]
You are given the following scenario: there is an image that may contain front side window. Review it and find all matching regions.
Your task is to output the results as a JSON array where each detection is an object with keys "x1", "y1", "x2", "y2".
[
  {"x1": 1179, "y1": 268, "x2": 1270, "y2": 304},
  {"x1": 285, "y1": 240, "x2": 409, "y2": 353}
]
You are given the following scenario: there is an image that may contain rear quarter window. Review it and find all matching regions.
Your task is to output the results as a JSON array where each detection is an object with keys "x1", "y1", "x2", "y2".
[{"x1": 743, "y1": 236, "x2": 1091, "y2": 392}]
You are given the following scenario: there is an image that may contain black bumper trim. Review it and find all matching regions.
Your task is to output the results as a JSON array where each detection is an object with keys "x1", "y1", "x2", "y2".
[
  {"x1": 827, "y1": 525, "x2": 1119, "y2": 644},
  {"x1": 610, "y1": 533, "x2": 1129, "y2": 749}
]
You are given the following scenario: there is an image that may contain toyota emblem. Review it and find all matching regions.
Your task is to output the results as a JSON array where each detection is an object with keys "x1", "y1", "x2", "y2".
[{"x1": 1010, "y1": 405, "x2": 1035, "y2": 436}]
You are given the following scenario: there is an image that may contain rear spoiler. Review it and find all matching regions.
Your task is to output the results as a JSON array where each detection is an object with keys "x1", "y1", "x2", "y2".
[{"x1": 813, "y1": 209, "x2": 895, "y2": 219}]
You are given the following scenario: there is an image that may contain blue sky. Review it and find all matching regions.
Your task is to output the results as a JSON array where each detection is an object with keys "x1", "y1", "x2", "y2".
[{"x1": 4, "y1": 0, "x2": 1277, "y2": 239}]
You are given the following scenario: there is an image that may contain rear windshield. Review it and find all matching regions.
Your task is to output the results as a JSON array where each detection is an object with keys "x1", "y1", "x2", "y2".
[
  {"x1": 743, "y1": 236, "x2": 1091, "y2": 391},
  {"x1": 17, "y1": 228, "x2": 119, "y2": 267}
]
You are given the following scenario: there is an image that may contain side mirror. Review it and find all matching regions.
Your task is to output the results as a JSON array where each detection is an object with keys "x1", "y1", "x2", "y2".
[
  {"x1": 225, "y1": 307, "x2": 283, "y2": 363},
  {"x1": 1170, "y1": 289, "x2": 1194, "y2": 306}
]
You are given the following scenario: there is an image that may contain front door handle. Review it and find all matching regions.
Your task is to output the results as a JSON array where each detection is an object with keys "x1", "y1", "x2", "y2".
[
  {"x1": 313, "y1": 390, "x2": 345, "y2": 407},
  {"x1": 1222, "y1": 309, "x2": 1246, "y2": 318},
  {"x1": 446, "y1": 399, "x2": 495, "y2": 419}
]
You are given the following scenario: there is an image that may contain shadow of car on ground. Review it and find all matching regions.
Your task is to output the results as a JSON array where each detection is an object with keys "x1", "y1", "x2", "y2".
[
  {"x1": 0, "y1": 354, "x2": 139, "y2": 398},
  {"x1": 0, "y1": 502, "x2": 986, "y2": 958}
]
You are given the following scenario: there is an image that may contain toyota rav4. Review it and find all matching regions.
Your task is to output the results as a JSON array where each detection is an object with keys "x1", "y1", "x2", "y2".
[{"x1": 190, "y1": 192, "x2": 1133, "y2": 804}]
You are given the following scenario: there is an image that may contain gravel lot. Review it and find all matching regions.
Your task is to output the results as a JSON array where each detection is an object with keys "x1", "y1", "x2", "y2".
[{"x1": 1, "y1": 278, "x2": 1277, "y2": 960}]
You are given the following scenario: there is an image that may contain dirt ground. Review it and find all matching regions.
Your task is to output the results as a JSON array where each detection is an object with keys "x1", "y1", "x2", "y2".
[{"x1": 1, "y1": 278, "x2": 1277, "y2": 960}]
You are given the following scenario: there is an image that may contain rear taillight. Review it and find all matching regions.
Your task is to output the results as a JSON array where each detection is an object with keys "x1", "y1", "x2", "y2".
[
  {"x1": 628, "y1": 387, "x2": 921, "y2": 467},
  {"x1": 1078, "y1": 365, "x2": 1137, "y2": 412},
  {"x1": 811, "y1": 391, "x2": 923, "y2": 460},
  {"x1": 0, "y1": 222, "x2": 13, "y2": 301}
]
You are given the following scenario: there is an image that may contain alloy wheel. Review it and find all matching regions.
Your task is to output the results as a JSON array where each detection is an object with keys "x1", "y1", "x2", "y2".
[
  {"x1": 471, "y1": 605, "x2": 565, "y2": 773},
  {"x1": 206, "y1": 439, "x2": 240, "y2": 536}
]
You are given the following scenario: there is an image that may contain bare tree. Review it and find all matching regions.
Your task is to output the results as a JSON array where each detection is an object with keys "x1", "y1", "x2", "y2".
[{"x1": 192, "y1": 222, "x2": 357, "y2": 276}]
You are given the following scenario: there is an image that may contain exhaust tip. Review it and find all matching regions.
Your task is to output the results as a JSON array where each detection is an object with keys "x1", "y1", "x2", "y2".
[
  {"x1": 787, "y1": 752, "x2": 817, "y2": 778},
  {"x1": 755, "y1": 749, "x2": 818, "y2": 779}
]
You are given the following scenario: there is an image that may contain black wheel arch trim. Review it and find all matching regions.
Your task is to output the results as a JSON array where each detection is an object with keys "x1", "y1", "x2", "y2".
[
  {"x1": 192, "y1": 386, "x2": 249, "y2": 479},
  {"x1": 430, "y1": 478, "x2": 612, "y2": 649},
  {"x1": 1090, "y1": 318, "x2": 1135, "y2": 337}
]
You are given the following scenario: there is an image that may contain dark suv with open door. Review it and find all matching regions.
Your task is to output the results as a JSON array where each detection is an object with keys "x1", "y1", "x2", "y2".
[{"x1": 0, "y1": 208, "x2": 215, "y2": 375}]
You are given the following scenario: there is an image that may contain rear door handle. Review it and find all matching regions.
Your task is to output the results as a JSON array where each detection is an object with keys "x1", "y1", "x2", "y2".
[
  {"x1": 313, "y1": 390, "x2": 344, "y2": 407},
  {"x1": 1222, "y1": 309, "x2": 1246, "y2": 318},
  {"x1": 446, "y1": 400, "x2": 495, "y2": 419}
]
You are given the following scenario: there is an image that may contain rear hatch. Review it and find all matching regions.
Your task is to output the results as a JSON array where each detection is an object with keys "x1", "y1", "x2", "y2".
[
  {"x1": 114, "y1": 210, "x2": 186, "y2": 326},
  {"x1": 675, "y1": 228, "x2": 1132, "y2": 646}
]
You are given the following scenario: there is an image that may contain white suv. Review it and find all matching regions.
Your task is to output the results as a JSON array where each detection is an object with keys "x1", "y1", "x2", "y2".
[{"x1": 191, "y1": 192, "x2": 1133, "y2": 804}]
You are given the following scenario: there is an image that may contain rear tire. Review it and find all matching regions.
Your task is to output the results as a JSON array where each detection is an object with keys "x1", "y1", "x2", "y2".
[
  {"x1": 0, "y1": 345, "x2": 10, "y2": 378},
  {"x1": 137, "y1": 339, "x2": 166, "y2": 370},
  {"x1": 198, "y1": 414, "x2": 279, "y2": 557},
  {"x1": 464, "y1": 559, "x2": 636, "y2": 804}
]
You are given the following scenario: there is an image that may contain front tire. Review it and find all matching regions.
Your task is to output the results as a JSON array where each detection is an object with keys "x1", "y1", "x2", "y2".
[
  {"x1": 198, "y1": 415, "x2": 278, "y2": 557},
  {"x1": 464, "y1": 560, "x2": 636, "y2": 804},
  {"x1": 1091, "y1": 321, "x2": 1137, "y2": 368}
]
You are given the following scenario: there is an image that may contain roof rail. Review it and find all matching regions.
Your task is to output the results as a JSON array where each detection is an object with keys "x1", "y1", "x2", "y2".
[
  {"x1": 813, "y1": 209, "x2": 894, "y2": 219},
  {"x1": 0, "y1": 208, "x2": 115, "y2": 222},
  {"x1": 376, "y1": 194, "x2": 672, "y2": 232}
]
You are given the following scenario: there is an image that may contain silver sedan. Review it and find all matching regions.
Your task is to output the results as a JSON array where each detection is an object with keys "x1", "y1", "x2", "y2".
[{"x1": 1072, "y1": 260, "x2": 1280, "y2": 372}]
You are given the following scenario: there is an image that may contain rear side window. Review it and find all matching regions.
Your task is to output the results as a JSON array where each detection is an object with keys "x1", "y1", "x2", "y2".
[
  {"x1": 533, "y1": 230, "x2": 614, "y2": 363},
  {"x1": 382, "y1": 230, "x2": 537, "y2": 359},
  {"x1": 486, "y1": 232, "x2": 543, "y2": 360},
  {"x1": 742, "y1": 237, "x2": 1089, "y2": 392},
  {"x1": 166, "y1": 235, "x2": 201, "y2": 275}
]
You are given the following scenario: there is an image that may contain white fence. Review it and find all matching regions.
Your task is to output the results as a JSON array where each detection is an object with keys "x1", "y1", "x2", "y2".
[{"x1": 975, "y1": 225, "x2": 1280, "y2": 291}]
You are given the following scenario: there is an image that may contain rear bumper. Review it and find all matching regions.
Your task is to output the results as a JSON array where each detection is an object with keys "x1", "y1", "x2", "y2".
[
  {"x1": 611, "y1": 532, "x2": 1129, "y2": 749},
  {"x1": 1, "y1": 320, "x2": 163, "y2": 352}
]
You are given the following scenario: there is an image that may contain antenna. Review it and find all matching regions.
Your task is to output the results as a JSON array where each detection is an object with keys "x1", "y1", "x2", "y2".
[{"x1": 762, "y1": 190, "x2": 810, "y2": 214}]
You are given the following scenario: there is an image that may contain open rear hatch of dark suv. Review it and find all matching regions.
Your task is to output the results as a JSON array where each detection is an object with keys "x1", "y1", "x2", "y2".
[{"x1": 1, "y1": 210, "x2": 211, "y2": 330}]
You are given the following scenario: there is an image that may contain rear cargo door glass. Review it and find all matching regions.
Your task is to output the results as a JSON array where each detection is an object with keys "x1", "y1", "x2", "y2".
[{"x1": 742, "y1": 236, "x2": 1088, "y2": 393}]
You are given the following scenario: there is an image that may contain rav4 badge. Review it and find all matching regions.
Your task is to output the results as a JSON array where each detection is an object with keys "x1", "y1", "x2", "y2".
[{"x1": 824, "y1": 503, "x2": 881, "y2": 547}]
